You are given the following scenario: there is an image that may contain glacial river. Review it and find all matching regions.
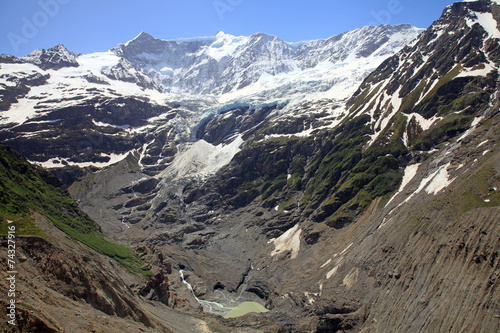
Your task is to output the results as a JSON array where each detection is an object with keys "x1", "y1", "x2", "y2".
[{"x1": 179, "y1": 270, "x2": 269, "y2": 318}]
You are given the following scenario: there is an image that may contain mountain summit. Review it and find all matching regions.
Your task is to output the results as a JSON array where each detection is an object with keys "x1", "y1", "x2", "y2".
[{"x1": 111, "y1": 24, "x2": 422, "y2": 96}]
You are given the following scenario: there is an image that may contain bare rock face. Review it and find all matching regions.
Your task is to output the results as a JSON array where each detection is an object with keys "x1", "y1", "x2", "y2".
[
  {"x1": 139, "y1": 270, "x2": 171, "y2": 305},
  {"x1": 19, "y1": 237, "x2": 152, "y2": 324},
  {"x1": 0, "y1": 213, "x2": 221, "y2": 333},
  {"x1": 137, "y1": 246, "x2": 175, "y2": 306},
  {"x1": 0, "y1": 44, "x2": 80, "y2": 70},
  {"x1": 0, "y1": 236, "x2": 152, "y2": 332}
]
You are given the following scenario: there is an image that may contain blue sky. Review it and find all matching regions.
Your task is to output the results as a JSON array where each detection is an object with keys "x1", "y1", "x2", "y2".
[{"x1": 1, "y1": 0, "x2": 456, "y2": 56}]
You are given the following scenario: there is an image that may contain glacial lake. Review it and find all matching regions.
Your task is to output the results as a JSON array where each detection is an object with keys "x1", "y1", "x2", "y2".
[{"x1": 223, "y1": 301, "x2": 269, "y2": 318}]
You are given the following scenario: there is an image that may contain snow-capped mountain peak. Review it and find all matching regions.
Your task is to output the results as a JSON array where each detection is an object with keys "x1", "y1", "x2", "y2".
[
  {"x1": 108, "y1": 24, "x2": 422, "y2": 97},
  {"x1": 0, "y1": 24, "x2": 422, "y2": 171}
]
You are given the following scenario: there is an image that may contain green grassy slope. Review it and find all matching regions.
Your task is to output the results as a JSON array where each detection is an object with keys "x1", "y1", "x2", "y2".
[{"x1": 0, "y1": 143, "x2": 151, "y2": 276}]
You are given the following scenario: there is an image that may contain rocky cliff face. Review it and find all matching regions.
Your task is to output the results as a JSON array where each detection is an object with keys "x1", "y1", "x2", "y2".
[
  {"x1": 0, "y1": 44, "x2": 80, "y2": 70},
  {"x1": 1, "y1": 1, "x2": 500, "y2": 332}
]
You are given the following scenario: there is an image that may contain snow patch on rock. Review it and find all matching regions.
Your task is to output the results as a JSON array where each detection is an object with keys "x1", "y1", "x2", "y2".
[
  {"x1": 386, "y1": 163, "x2": 421, "y2": 207},
  {"x1": 269, "y1": 224, "x2": 302, "y2": 259}
]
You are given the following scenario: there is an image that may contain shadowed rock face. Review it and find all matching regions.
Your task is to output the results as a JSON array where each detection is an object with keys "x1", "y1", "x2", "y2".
[{"x1": 1, "y1": 1, "x2": 500, "y2": 332}]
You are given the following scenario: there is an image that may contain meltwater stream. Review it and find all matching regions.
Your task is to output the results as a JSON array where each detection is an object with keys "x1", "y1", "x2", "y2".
[{"x1": 179, "y1": 270, "x2": 235, "y2": 316}]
